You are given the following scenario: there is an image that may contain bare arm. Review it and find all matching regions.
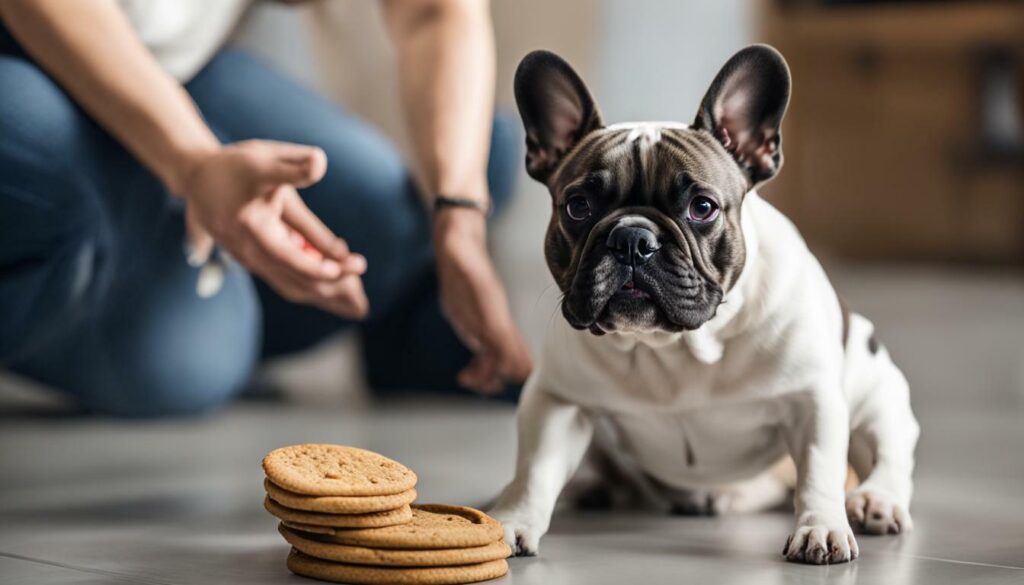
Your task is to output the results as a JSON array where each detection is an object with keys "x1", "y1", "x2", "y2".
[
  {"x1": 0, "y1": 0, "x2": 216, "y2": 192},
  {"x1": 382, "y1": 0, "x2": 532, "y2": 393},
  {"x1": 382, "y1": 0, "x2": 494, "y2": 206},
  {"x1": 0, "y1": 0, "x2": 368, "y2": 316}
]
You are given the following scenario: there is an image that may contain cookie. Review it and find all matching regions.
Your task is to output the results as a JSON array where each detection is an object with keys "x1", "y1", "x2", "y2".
[
  {"x1": 284, "y1": 504, "x2": 504, "y2": 549},
  {"x1": 279, "y1": 524, "x2": 511, "y2": 567},
  {"x1": 265, "y1": 496, "x2": 412, "y2": 528},
  {"x1": 280, "y1": 521, "x2": 342, "y2": 535},
  {"x1": 263, "y1": 444, "x2": 417, "y2": 497},
  {"x1": 265, "y1": 479, "x2": 417, "y2": 514},
  {"x1": 286, "y1": 549, "x2": 508, "y2": 585}
]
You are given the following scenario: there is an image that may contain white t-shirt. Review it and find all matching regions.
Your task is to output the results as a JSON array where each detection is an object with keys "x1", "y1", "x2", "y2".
[{"x1": 119, "y1": 0, "x2": 251, "y2": 82}]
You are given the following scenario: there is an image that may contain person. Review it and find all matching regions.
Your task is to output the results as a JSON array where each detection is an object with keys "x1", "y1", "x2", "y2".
[{"x1": 0, "y1": 0, "x2": 533, "y2": 417}]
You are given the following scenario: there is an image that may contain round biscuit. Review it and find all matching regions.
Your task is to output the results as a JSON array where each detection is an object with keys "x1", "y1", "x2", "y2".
[
  {"x1": 265, "y1": 496, "x2": 412, "y2": 528},
  {"x1": 263, "y1": 444, "x2": 416, "y2": 496},
  {"x1": 286, "y1": 549, "x2": 508, "y2": 585},
  {"x1": 279, "y1": 524, "x2": 510, "y2": 567},
  {"x1": 265, "y1": 479, "x2": 417, "y2": 514},
  {"x1": 283, "y1": 504, "x2": 503, "y2": 549}
]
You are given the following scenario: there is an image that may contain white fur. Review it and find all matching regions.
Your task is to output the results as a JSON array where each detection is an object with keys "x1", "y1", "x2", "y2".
[
  {"x1": 491, "y1": 191, "x2": 920, "y2": 564},
  {"x1": 604, "y1": 121, "x2": 691, "y2": 133}
]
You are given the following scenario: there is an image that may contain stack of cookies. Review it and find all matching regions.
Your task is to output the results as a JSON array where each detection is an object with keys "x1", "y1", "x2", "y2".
[{"x1": 263, "y1": 444, "x2": 510, "y2": 585}]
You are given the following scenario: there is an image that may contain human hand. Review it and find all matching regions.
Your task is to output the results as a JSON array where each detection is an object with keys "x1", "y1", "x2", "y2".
[
  {"x1": 434, "y1": 207, "x2": 532, "y2": 394},
  {"x1": 176, "y1": 140, "x2": 369, "y2": 318}
]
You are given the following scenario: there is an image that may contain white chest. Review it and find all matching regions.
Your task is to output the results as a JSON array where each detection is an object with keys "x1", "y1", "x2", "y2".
[
  {"x1": 539, "y1": 321, "x2": 821, "y2": 488},
  {"x1": 604, "y1": 404, "x2": 789, "y2": 488}
]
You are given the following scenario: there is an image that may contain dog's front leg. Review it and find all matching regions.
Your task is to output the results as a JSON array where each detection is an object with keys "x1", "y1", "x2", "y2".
[
  {"x1": 490, "y1": 383, "x2": 594, "y2": 556},
  {"x1": 782, "y1": 389, "x2": 859, "y2": 564}
]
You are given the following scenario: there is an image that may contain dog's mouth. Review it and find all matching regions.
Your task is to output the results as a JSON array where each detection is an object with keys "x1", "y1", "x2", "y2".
[
  {"x1": 563, "y1": 265, "x2": 673, "y2": 334},
  {"x1": 597, "y1": 271, "x2": 670, "y2": 332},
  {"x1": 614, "y1": 279, "x2": 652, "y2": 300},
  {"x1": 562, "y1": 259, "x2": 723, "y2": 335}
]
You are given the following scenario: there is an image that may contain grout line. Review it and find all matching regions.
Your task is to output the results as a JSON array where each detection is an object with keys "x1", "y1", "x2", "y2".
[
  {"x1": 0, "y1": 551, "x2": 177, "y2": 585},
  {"x1": 906, "y1": 554, "x2": 1024, "y2": 571}
]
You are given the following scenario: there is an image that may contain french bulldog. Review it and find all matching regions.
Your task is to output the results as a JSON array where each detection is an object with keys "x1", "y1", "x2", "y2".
[{"x1": 490, "y1": 45, "x2": 919, "y2": 565}]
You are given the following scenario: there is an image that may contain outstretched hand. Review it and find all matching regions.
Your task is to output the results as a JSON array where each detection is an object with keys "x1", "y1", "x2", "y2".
[{"x1": 177, "y1": 140, "x2": 369, "y2": 318}]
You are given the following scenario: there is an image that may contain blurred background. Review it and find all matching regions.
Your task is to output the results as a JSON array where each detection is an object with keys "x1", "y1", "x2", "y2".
[
  {"x1": 0, "y1": 0, "x2": 1020, "y2": 413},
  {"x1": 0, "y1": 0, "x2": 1021, "y2": 430},
  {"x1": 1, "y1": 2, "x2": 1022, "y2": 583},
  {"x1": 209, "y1": 0, "x2": 1024, "y2": 414}
]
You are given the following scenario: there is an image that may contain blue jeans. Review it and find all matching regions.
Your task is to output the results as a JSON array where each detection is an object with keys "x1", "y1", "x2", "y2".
[{"x1": 0, "y1": 39, "x2": 520, "y2": 416}]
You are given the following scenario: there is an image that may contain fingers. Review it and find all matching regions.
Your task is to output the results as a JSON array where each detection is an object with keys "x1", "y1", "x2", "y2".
[
  {"x1": 458, "y1": 355, "x2": 503, "y2": 395},
  {"x1": 242, "y1": 242, "x2": 368, "y2": 319},
  {"x1": 190, "y1": 139, "x2": 368, "y2": 317},
  {"x1": 455, "y1": 319, "x2": 533, "y2": 394},
  {"x1": 282, "y1": 192, "x2": 349, "y2": 260},
  {"x1": 283, "y1": 205, "x2": 367, "y2": 276},
  {"x1": 227, "y1": 201, "x2": 369, "y2": 319},
  {"x1": 317, "y1": 274, "x2": 369, "y2": 319},
  {"x1": 492, "y1": 327, "x2": 533, "y2": 383},
  {"x1": 249, "y1": 155, "x2": 368, "y2": 279},
  {"x1": 474, "y1": 302, "x2": 533, "y2": 383},
  {"x1": 267, "y1": 140, "x2": 329, "y2": 179},
  {"x1": 248, "y1": 140, "x2": 328, "y2": 189},
  {"x1": 246, "y1": 213, "x2": 343, "y2": 281}
]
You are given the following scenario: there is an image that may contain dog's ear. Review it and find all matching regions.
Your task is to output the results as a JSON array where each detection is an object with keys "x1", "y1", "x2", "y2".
[
  {"x1": 694, "y1": 45, "x2": 791, "y2": 187},
  {"x1": 515, "y1": 50, "x2": 604, "y2": 183}
]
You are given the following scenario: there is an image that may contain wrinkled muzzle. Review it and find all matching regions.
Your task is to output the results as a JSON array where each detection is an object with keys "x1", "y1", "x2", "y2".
[{"x1": 561, "y1": 212, "x2": 723, "y2": 334}]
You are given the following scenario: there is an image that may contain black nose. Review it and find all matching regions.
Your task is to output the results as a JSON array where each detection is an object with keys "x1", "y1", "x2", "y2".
[{"x1": 606, "y1": 225, "x2": 660, "y2": 266}]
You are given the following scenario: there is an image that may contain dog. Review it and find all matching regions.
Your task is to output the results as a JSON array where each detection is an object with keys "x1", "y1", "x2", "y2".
[{"x1": 490, "y1": 45, "x2": 919, "y2": 565}]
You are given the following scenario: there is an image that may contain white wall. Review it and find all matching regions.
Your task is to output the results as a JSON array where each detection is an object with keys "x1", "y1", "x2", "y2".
[
  {"x1": 594, "y1": 0, "x2": 755, "y2": 123},
  {"x1": 231, "y1": 2, "x2": 321, "y2": 92}
]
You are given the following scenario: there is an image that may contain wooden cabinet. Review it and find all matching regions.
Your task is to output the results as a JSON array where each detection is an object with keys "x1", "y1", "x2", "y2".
[{"x1": 760, "y1": 1, "x2": 1024, "y2": 263}]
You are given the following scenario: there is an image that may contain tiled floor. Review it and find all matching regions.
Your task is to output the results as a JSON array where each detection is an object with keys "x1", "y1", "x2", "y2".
[{"x1": 2, "y1": 265, "x2": 1023, "y2": 584}]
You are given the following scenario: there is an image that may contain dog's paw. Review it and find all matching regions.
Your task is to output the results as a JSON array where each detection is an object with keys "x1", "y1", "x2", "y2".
[
  {"x1": 846, "y1": 489, "x2": 913, "y2": 535},
  {"x1": 490, "y1": 510, "x2": 544, "y2": 556},
  {"x1": 784, "y1": 522, "x2": 859, "y2": 564}
]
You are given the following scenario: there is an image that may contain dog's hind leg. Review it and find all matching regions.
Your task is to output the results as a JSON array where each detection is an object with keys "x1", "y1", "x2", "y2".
[
  {"x1": 703, "y1": 457, "x2": 794, "y2": 515},
  {"x1": 845, "y1": 355, "x2": 919, "y2": 535}
]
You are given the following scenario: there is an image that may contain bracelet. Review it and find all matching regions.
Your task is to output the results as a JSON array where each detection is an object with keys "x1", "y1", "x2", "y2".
[{"x1": 433, "y1": 195, "x2": 491, "y2": 217}]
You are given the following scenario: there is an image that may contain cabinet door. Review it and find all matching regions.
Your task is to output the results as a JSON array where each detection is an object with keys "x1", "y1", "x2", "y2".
[{"x1": 762, "y1": 7, "x2": 1024, "y2": 263}]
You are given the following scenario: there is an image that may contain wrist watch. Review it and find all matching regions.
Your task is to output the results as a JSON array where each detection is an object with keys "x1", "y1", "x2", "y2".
[{"x1": 433, "y1": 195, "x2": 491, "y2": 217}]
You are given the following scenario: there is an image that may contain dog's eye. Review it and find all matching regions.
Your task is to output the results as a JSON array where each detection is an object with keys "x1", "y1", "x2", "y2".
[
  {"x1": 565, "y1": 195, "x2": 591, "y2": 221},
  {"x1": 687, "y1": 195, "x2": 720, "y2": 222}
]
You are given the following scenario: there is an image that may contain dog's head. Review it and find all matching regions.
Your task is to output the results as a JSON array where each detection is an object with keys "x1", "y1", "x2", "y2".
[{"x1": 515, "y1": 45, "x2": 791, "y2": 335}]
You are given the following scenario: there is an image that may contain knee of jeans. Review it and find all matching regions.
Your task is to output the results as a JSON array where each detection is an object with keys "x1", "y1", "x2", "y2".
[
  {"x1": 86, "y1": 334, "x2": 256, "y2": 419},
  {"x1": 487, "y1": 112, "x2": 523, "y2": 216},
  {"x1": 100, "y1": 357, "x2": 250, "y2": 419},
  {"x1": 82, "y1": 268, "x2": 261, "y2": 419}
]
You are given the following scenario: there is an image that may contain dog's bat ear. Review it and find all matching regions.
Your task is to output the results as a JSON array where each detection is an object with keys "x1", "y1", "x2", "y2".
[
  {"x1": 515, "y1": 50, "x2": 604, "y2": 183},
  {"x1": 694, "y1": 44, "x2": 791, "y2": 187}
]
